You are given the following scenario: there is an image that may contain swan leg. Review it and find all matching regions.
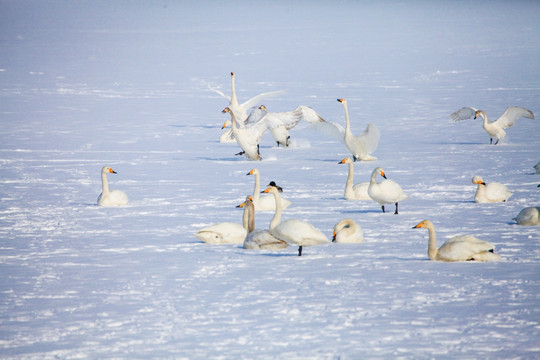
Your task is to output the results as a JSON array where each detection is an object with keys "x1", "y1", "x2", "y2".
[
  {"x1": 494, "y1": 138, "x2": 499, "y2": 145},
  {"x1": 298, "y1": 246, "x2": 303, "y2": 256},
  {"x1": 353, "y1": 156, "x2": 358, "y2": 162},
  {"x1": 285, "y1": 135, "x2": 290, "y2": 147},
  {"x1": 394, "y1": 202, "x2": 399, "y2": 215},
  {"x1": 381, "y1": 205, "x2": 386, "y2": 213},
  {"x1": 489, "y1": 138, "x2": 493, "y2": 145},
  {"x1": 235, "y1": 150, "x2": 245, "y2": 156}
]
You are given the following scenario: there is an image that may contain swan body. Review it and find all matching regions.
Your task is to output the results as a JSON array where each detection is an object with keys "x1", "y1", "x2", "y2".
[
  {"x1": 333, "y1": 219, "x2": 364, "y2": 243},
  {"x1": 513, "y1": 207, "x2": 540, "y2": 226},
  {"x1": 264, "y1": 185, "x2": 329, "y2": 256},
  {"x1": 413, "y1": 220, "x2": 501, "y2": 262},
  {"x1": 241, "y1": 197, "x2": 289, "y2": 250},
  {"x1": 97, "y1": 166, "x2": 129, "y2": 206},
  {"x1": 368, "y1": 167, "x2": 408, "y2": 214},
  {"x1": 246, "y1": 168, "x2": 291, "y2": 211},
  {"x1": 209, "y1": 72, "x2": 285, "y2": 143},
  {"x1": 450, "y1": 106, "x2": 535, "y2": 144},
  {"x1": 339, "y1": 157, "x2": 371, "y2": 200},
  {"x1": 472, "y1": 176, "x2": 512, "y2": 203}
]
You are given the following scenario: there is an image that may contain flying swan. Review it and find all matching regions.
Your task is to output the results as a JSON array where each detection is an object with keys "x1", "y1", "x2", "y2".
[
  {"x1": 241, "y1": 196, "x2": 289, "y2": 250},
  {"x1": 97, "y1": 166, "x2": 129, "y2": 206},
  {"x1": 263, "y1": 185, "x2": 330, "y2": 256},
  {"x1": 450, "y1": 106, "x2": 535, "y2": 144},
  {"x1": 209, "y1": 72, "x2": 285, "y2": 143},
  {"x1": 413, "y1": 220, "x2": 501, "y2": 262},
  {"x1": 513, "y1": 207, "x2": 540, "y2": 226},
  {"x1": 471, "y1": 176, "x2": 512, "y2": 203},
  {"x1": 307, "y1": 99, "x2": 380, "y2": 161},
  {"x1": 338, "y1": 157, "x2": 371, "y2": 200},
  {"x1": 368, "y1": 167, "x2": 408, "y2": 214},
  {"x1": 333, "y1": 219, "x2": 364, "y2": 243}
]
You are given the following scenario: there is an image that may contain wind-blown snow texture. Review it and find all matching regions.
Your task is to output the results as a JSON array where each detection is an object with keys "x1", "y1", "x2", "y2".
[{"x1": 1, "y1": 1, "x2": 539, "y2": 359}]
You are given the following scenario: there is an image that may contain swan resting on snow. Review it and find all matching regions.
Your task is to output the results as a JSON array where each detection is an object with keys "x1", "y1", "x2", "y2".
[
  {"x1": 413, "y1": 220, "x2": 501, "y2": 262},
  {"x1": 450, "y1": 106, "x2": 535, "y2": 144},
  {"x1": 471, "y1": 176, "x2": 512, "y2": 203},
  {"x1": 368, "y1": 167, "x2": 408, "y2": 214},
  {"x1": 241, "y1": 196, "x2": 289, "y2": 250},
  {"x1": 513, "y1": 207, "x2": 540, "y2": 226},
  {"x1": 97, "y1": 166, "x2": 129, "y2": 206},
  {"x1": 306, "y1": 99, "x2": 380, "y2": 161},
  {"x1": 333, "y1": 219, "x2": 364, "y2": 243},
  {"x1": 263, "y1": 185, "x2": 330, "y2": 256},
  {"x1": 339, "y1": 157, "x2": 371, "y2": 200}
]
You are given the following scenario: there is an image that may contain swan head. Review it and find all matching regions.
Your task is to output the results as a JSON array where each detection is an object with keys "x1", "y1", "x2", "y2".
[
  {"x1": 263, "y1": 185, "x2": 280, "y2": 195},
  {"x1": 412, "y1": 220, "x2": 433, "y2": 229},
  {"x1": 247, "y1": 168, "x2": 259, "y2": 176},
  {"x1": 222, "y1": 107, "x2": 231, "y2": 114},
  {"x1": 373, "y1": 167, "x2": 387, "y2": 179},
  {"x1": 337, "y1": 98, "x2": 347, "y2": 105},
  {"x1": 236, "y1": 196, "x2": 253, "y2": 208},
  {"x1": 472, "y1": 176, "x2": 486, "y2": 185},
  {"x1": 339, "y1": 157, "x2": 352, "y2": 165},
  {"x1": 267, "y1": 181, "x2": 283, "y2": 192},
  {"x1": 474, "y1": 110, "x2": 485, "y2": 120},
  {"x1": 102, "y1": 166, "x2": 117, "y2": 174},
  {"x1": 231, "y1": 72, "x2": 235, "y2": 77},
  {"x1": 258, "y1": 105, "x2": 268, "y2": 111},
  {"x1": 333, "y1": 219, "x2": 354, "y2": 242}
]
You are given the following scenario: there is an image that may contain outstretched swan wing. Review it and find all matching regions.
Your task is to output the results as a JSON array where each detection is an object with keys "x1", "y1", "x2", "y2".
[
  {"x1": 308, "y1": 118, "x2": 345, "y2": 141},
  {"x1": 450, "y1": 107, "x2": 478, "y2": 122},
  {"x1": 240, "y1": 90, "x2": 286, "y2": 111},
  {"x1": 494, "y1": 106, "x2": 535, "y2": 128},
  {"x1": 355, "y1": 123, "x2": 380, "y2": 154},
  {"x1": 207, "y1": 84, "x2": 231, "y2": 101}
]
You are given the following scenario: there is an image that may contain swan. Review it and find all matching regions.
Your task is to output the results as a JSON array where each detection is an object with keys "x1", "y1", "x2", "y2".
[
  {"x1": 209, "y1": 72, "x2": 285, "y2": 142},
  {"x1": 368, "y1": 167, "x2": 408, "y2": 214},
  {"x1": 245, "y1": 168, "x2": 291, "y2": 211},
  {"x1": 222, "y1": 107, "x2": 301, "y2": 160},
  {"x1": 308, "y1": 99, "x2": 379, "y2": 161},
  {"x1": 471, "y1": 176, "x2": 512, "y2": 203},
  {"x1": 450, "y1": 106, "x2": 535, "y2": 144},
  {"x1": 338, "y1": 157, "x2": 371, "y2": 200},
  {"x1": 194, "y1": 196, "x2": 250, "y2": 244},
  {"x1": 97, "y1": 166, "x2": 129, "y2": 206},
  {"x1": 241, "y1": 196, "x2": 289, "y2": 250},
  {"x1": 263, "y1": 185, "x2": 330, "y2": 256},
  {"x1": 333, "y1": 219, "x2": 364, "y2": 243},
  {"x1": 253, "y1": 104, "x2": 325, "y2": 147},
  {"x1": 513, "y1": 207, "x2": 540, "y2": 225},
  {"x1": 534, "y1": 161, "x2": 540, "y2": 174},
  {"x1": 413, "y1": 220, "x2": 501, "y2": 262}
]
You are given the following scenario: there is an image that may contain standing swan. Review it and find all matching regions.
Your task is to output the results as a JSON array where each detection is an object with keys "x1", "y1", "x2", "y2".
[
  {"x1": 246, "y1": 168, "x2": 291, "y2": 211},
  {"x1": 412, "y1": 220, "x2": 501, "y2": 262},
  {"x1": 471, "y1": 176, "x2": 512, "y2": 203},
  {"x1": 263, "y1": 185, "x2": 330, "y2": 256},
  {"x1": 450, "y1": 106, "x2": 535, "y2": 144},
  {"x1": 241, "y1": 197, "x2": 289, "y2": 250},
  {"x1": 97, "y1": 166, "x2": 129, "y2": 206},
  {"x1": 513, "y1": 207, "x2": 540, "y2": 226},
  {"x1": 339, "y1": 157, "x2": 371, "y2": 200},
  {"x1": 368, "y1": 167, "x2": 408, "y2": 214},
  {"x1": 333, "y1": 219, "x2": 364, "y2": 243}
]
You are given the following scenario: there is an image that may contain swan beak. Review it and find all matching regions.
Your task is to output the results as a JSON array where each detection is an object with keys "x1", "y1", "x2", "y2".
[
  {"x1": 337, "y1": 98, "x2": 344, "y2": 103},
  {"x1": 338, "y1": 158, "x2": 346, "y2": 164},
  {"x1": 222, "y1": 107, "x2": 230, "y2": 114},
  {"x1": 412, "y1": 222, "x2": 423, "y2": 229},
  {"x1": 332, "y1": 231, "x2": 337, "y2": 242},
  {"x1": 380, "y1": 171, "x2": 387, "y2": 179},
  {"x1": 236, "y1": 202, "x2": 245, "y2": 208},
  {"x1": 247, "y1": 169, "x2": 255, "y2": 175},
  {"x1": 109, "y1": 168, "x2": 117, "y2": 174},
  {"x1": 221, "y1": 122, "x2": 228, "y2": 129},
  {"x1": 262, "y1": 187, "x2": 271, "y2": 193}
]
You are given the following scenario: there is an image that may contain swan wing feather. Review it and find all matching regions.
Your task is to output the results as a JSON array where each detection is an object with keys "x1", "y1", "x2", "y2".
[
  {"x1": 240, "y1": 90, "x2": 286, "y2": 111},
  {"x1": 450, "y1": 106, "x2": 478, "y2": 122},
  {"x1": 493, "y1": 106, "x2": 535, "y2": 128}
]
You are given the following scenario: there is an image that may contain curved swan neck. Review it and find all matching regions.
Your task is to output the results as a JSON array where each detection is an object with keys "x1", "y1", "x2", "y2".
[
  {"x1": 426, "y1": 224, "x2": 438, "y2": 260},
  {"x1": 101, "y1": 170, "x2": 110, "y2": 196},
  {"x1": 269, "y1": 189, "x2": 282, "y2": 230},
  {"x1": 369, "y1": 169, "x2": 379, "y2": 184}
]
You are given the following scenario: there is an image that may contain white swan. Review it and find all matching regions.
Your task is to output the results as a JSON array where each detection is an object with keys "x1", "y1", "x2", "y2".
[
  {"x1": 471, "y1": 176, "x2": 512, "y2": 203},
  {"x1": 209, "y1": 72, "x2": 285, "y2": 142},
  {"x1": 450, "y1": 106, "x2": 535, "y2": 144},
  {"x1": 194, "y1": 196, "x2": 249, "y2": 245},
  {"x1": 222, "y1": 107, "x2": 301, "y2": 160},
  {"x1": 253, "y1": 105, "x2": 325, "y2": 147},
  {"x1": 263, "y1": 185, "x2": 330, "y2": 256},
  {"x1": 245, "y1": 168, "x2": 291, "y2": 211},
  {"x1": 97, "y1": 166, "x2": 129, "y2": 206},
  {"x1": 413, "y1": 220, "x2": 501, "y2": 262},
  {"x1": 333, "y1": 219, "x2": 364, "y2": 243},
  {"x1": 338, "y1": 157, "x2": 371, "y2": 200},
  {"x1": 308, "y1": 99, "x2": 379, "y2": 161},
  {"x1": 241, "y1": 197, "x2": 289, "y2": 250},
  {"x1": 513, "y1": 207, "x2": 540, "y2": 226},
  {"x1": 368, "y1": 167, "x2": 408, "y2": 214}
]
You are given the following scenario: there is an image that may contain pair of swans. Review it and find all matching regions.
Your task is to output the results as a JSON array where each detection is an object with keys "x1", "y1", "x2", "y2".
[
  {"x1": 243, "y1": 168, "x2": 291, "y2": 211},
  {"x1": 241, "y1": 196, "x2": 289, "y2": 250},
  {"x1": 471, "y1": 176, "x2": 512, "y2": 203},
  {"x1": 413, "y1": 220, "x2": 501, "y2": 262},
  {"x1": 308, "y1": 98, "x2": 380, "y2": 161},
  {"x1": 339, "y1": 157, "x2": 371, "y2": 200},
  {"x1": 97, "y1": 166, "x2": 129, "y2": 206},
  {"x1": 451, "y1": 106, "x2": 535, "y2": 144},
  {"x1": 368, "y1": 167, "x2": 408, "y2": 214}
]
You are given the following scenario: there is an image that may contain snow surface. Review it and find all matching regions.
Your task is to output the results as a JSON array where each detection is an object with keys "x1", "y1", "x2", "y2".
[{"x1": 1, "y1": 1, "x2": 539, "y2": 359}]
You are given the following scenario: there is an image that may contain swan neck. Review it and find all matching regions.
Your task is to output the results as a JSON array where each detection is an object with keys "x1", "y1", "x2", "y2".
[
  {"x1": 343, "y1": 102, "x2": 351, "y2": 133},
  {"x1": 252, "y1": 172, "x2": 260, "y2": 201},
  {"x1": 427, "y1": 225, "x2": 438, "y2": 260},
  {"x1": 345, "y1": 162, "x2": 354, "y2": 192},
  {"x1": 269, "y1": 190, "x2": 282, "y2": 230},
  {"x1": 230, "y1": 74, "x2": 238, "y2": 105},
  {"x1": 101, "y1": 171, "x2": 110, "y2": 196},
  {"x1": 243, "y1": 202, "x2": 255, "y2": 232}
]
